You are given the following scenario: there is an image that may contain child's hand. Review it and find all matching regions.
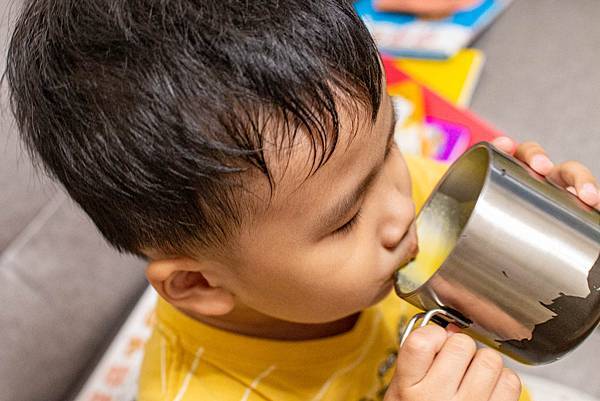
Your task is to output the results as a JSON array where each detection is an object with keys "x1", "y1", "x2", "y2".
[
  {"x1": 491, "y1": 136, "x2": 600, "y2": 211},
  {"x1": 384, "y1": 325, "x2": 521, "y2": 401},
  {"x1": 374, "y1": 0, "x2": 481, "y2": 17}
]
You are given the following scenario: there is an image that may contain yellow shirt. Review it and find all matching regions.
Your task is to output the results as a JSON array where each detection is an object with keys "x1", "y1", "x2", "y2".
[{"x1": 138, "y1": 155, "x2": 530, "y2": 401}]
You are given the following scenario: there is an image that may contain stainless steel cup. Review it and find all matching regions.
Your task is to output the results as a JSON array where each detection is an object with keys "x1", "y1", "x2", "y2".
[{"x1": 395, "y1": 142, "x2": 600, "y2": 365}]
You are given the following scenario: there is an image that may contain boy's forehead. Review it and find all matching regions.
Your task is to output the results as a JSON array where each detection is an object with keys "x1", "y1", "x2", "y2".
[{"x1": 259, "y1": 93, "x2": 392, "y2": 215}]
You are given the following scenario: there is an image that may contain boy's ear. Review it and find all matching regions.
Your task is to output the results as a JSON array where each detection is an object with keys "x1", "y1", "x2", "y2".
[{"x1": 145, "y1": 257, "x2": 235, "y2": 317}]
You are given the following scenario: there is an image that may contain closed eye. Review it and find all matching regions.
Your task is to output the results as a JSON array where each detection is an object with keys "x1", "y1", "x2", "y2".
[{"x1": 332, "y1": 208, "x2": 362, "y2": 236}]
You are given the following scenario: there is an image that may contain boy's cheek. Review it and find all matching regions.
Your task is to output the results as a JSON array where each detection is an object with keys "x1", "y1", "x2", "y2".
[
  {"x1": 233, "y1": 249, "x2": 388, "y2": 322},
  {"x1": 390, "y1": 148, "x2": 413, "y2": 194}
]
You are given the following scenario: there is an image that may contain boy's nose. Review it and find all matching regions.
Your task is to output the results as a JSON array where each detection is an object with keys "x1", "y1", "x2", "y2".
[
  {"x1": 379, "y1": 195, "x2": 416, "y2": 251},
  {"x1": 381, "y1": 210, "x2": 416, "y2": 251},
  {"x1": 381, "y1": 224, "x2": 407, "y2": 250}
]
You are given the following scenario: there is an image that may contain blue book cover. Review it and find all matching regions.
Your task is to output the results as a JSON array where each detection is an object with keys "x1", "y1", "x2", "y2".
[{"x1": 355, "y1": 0, "x2": 512, "y2": 59}]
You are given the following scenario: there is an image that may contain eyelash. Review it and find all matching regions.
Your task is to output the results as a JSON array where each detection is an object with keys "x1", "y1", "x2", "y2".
[
  {"x1": 333, "y1": 209, "x2": 362, "y2": 236},
  {"x1": 330, "y1": 120, "x2": 395, "y2": 238}
]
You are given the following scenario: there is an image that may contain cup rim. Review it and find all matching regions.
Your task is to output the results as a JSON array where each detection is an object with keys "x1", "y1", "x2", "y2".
[{"x1": 394, "y1": 141, "x2": 495, "y2": 297}]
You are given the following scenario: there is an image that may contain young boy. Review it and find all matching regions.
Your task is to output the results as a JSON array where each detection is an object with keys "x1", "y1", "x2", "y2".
[{"x1": 5, "y1": 1, "x2": 599, "y2": 400}]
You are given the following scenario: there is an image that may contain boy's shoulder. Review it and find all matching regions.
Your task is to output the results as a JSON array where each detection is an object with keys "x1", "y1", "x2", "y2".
[{"x1": 137, "y1": 296, "x2": 411, "y2": 401}]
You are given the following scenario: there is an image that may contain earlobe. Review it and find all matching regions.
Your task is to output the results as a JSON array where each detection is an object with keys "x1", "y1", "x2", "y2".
[{"x1": 145, "y1": 257, "x2": 235, "y2": 317}]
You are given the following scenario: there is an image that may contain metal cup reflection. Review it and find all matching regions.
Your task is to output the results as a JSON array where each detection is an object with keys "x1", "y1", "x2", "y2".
[{"x1": 395, "y1": 142, "x2": 600, "y2": 365}]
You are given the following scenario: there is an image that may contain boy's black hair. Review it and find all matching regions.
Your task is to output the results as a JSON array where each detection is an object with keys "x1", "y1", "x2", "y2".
[{"x1": 5, "y1": 0, "x2": 382, "y2": 256}]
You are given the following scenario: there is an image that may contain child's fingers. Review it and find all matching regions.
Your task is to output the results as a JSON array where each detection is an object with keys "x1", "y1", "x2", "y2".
[
  {"x1": 422, "y1": 333, "x2": 477, "y2": 396},
  {"x1": 546, "y1": 161, "x2": 600, "y2": 209},
  {"x1": 488, "y1": 369, "x2": 522, "y2": 401},
  {"x1": 512, "y1": 141, "x2": 555, "y2": 175},
  {"x1": 455, "y1": 348, "x2": 504, "y2": 401},
  {"x1": 490, "y1": 136, "x2": 517, "y2": 155},
  {"x1": 446, "y1": 323, "x2": 462, "y2": 334},
  {"x1": 495, "y1": 138, "x2": 600, "y2": 210},
  {"x1": 394, "y1": 325, "x2": 448, "y2": 389}
]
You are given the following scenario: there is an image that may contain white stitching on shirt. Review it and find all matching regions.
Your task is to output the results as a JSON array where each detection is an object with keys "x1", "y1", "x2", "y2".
[
  {"x1": 240, "y1": 365, "x2": 277, "y2": 401},
  {"x1": 160, "y1": 337, "x2": 167, "y2": 396},
  {"x1": 172, "y1": 347, "x2": 205, "y2": 401}
]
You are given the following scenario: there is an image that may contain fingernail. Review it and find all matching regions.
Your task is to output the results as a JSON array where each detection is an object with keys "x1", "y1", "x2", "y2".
[
  {"x1": 580, "y1": 183, "x2": 599, "y2": 204},
  {"x1": 495, "y1": 136, "x2": 513, "y2": 149},
  {"x1": 531, "y1": 155, "x2": 554, "y2": 172}
]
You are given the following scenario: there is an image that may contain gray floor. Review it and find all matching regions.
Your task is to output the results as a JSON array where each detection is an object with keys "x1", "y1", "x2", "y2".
[
  {"x1": 0, "y1": 0, "x2": 598, "y2": 400},
  {"x1": 472, "y1": 0, "x2": 600, "y2": 177}
]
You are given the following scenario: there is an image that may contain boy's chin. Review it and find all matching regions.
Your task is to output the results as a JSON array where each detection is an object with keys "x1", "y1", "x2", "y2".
[
  {"x1": 342, "y1": 278, "x2": 396, "y2": 316},
  {"x1": 270, "y1": 281, "x2": 397, "y2": 325},
  {"x1": 372, "y1": 278, "x2": 395, "y2": 304}
]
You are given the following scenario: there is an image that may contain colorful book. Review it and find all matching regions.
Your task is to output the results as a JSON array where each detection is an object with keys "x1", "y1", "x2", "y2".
[
  {"x1": 384, "y1": 55, "x2": 501, "y2": 162},
  {"x1": 425, "y1": 116, "x2": 471, "y2": 161},
  {"x1": 355, "y1": 0, "x2": 513, "y2": 59},
  {"x1": 392, "y1": 48, "x2": 485, "y2": 107}
]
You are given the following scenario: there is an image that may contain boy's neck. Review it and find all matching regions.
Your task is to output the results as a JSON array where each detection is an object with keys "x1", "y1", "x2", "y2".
[{"x1": 180, "y1": 305, "x2": 361, "y2": 341}]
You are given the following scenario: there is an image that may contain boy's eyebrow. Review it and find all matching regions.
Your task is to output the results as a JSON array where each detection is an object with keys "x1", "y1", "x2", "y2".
[{"x1": 320, "y1": 103, "x2": 397, "y2": 229}]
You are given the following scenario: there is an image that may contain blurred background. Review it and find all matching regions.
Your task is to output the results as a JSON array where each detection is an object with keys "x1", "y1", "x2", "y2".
[{"x1": 0, "y1": 1, "x2": 599, "y2": 401}]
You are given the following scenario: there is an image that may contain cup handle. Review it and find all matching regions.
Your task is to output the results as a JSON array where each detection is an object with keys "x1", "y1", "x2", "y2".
[{"x1": 399, "y1": 308, "x2": 471, "y2": 347}]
